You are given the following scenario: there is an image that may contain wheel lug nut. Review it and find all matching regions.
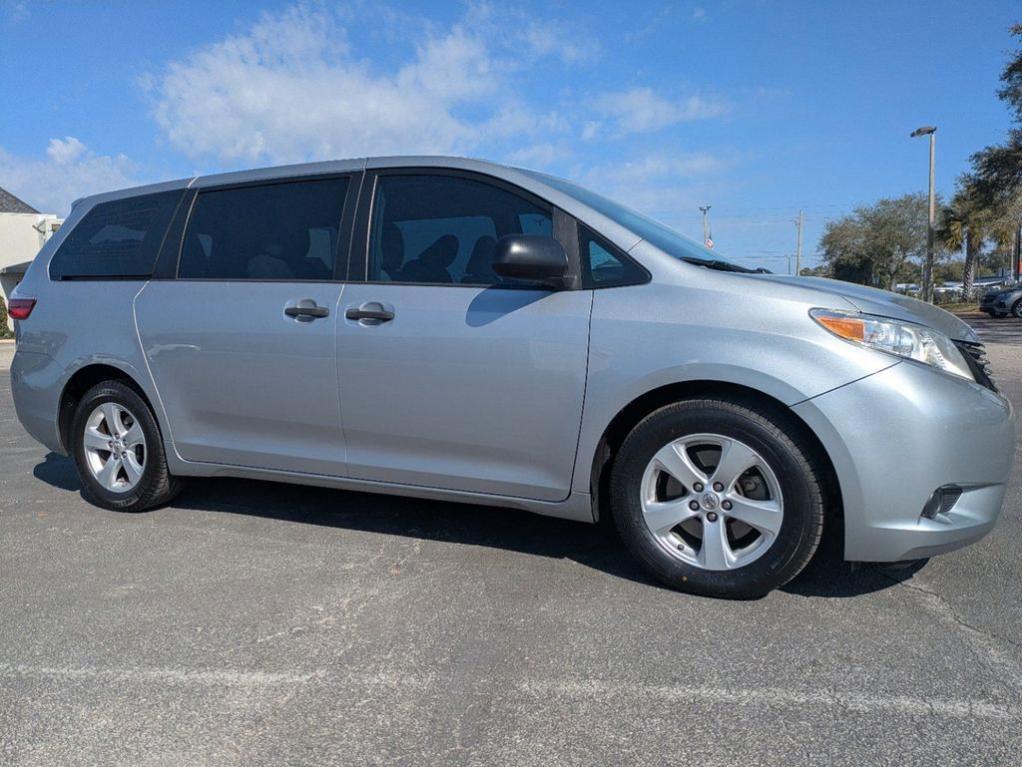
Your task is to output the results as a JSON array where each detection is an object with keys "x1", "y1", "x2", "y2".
[
  {"x1": 693, "y1": 482, "x2": 704, "y2": 492},
  {"x1": 713, "y1": 482, "x2": 724, "y2": 492},
  {"x1": 721, "y1": 500, "x2": 732, "y2": 511},
  {"x1": 706, "y1": 511, "x2": 719, "y2": 522},
  {"x1": 689, "y1": 500, "x2": 700, "y2": 511}
]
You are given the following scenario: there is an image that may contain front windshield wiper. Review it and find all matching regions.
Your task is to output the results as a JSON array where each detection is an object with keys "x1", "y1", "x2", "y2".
[{"x1": 680, "y1": 257, "x2": 756, "y2": 274}]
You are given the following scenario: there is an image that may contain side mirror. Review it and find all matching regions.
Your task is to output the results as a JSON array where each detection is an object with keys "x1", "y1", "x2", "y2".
[{"x1": 491, "y1": 235, "x2": 569, "y2": 288}]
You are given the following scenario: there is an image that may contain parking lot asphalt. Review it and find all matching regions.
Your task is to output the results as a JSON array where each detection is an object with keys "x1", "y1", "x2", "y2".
[{"x1": 1, "y1": 321, "x2": 1021, "y2": 767}]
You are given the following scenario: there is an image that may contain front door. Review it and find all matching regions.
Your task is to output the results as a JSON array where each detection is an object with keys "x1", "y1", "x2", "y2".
[
  {"x1": 335, "y1": 172, "x2": 591, "y2": 502},
  {"x1": 136, "y1": 175, "x2": 355, "y2": 476}
]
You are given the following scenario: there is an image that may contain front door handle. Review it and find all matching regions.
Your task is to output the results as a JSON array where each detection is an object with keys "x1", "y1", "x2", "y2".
[
  {"x1": 284, "y1": 299, "x2": 330, "y2": 321},
  {"x1": 345, "y1": 302, "x2": 395, "y2": 325}
]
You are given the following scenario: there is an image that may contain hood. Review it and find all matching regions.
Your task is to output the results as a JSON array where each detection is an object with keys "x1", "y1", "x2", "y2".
[{"x1": 752, "y1": 275, "x2": 978, "y2": 342}]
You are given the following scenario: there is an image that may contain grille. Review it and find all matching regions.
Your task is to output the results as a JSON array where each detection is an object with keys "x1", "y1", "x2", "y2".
[{"x1": 955, "y1": 340, "x2": 997, "y2": 392}]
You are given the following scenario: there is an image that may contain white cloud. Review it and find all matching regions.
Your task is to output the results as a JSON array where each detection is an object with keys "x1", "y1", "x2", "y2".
[
  {"x1": 692, "y1": 7, "x2": 707, "y2": 21},
  {"x1": 2, "y1": 0, "x2": 29, "y2": 22},
  {"x1": 504, "y1": 143, "x2": 563, "y2": 168},
  {"x1": 595, "y1": 87, "x2": 726, "y2": 135},
  {"x1": 144, "y1": 3, "x2": 731, "y2": 175},
  {"x1": 147, "y1": 6, "x2": 489, "y2": 164},
  {"x1": 522, "y1": 21, "x2": 600, "y2": 64},
  {"x1": 577, "y1": 152, "x2": 728, "y2": 221},
  {"x1": 0, "y1": 138, "x2": 139, "y2": 215},
  {"x1": 145, "y1": 5, "x2": 591, "y2": 166},
  {"x1": 45, "y1": 137, "x2": 87, "y2": 165},
  {"x1": 588, "y1": 153, "x2": 725, "y2": 185}
]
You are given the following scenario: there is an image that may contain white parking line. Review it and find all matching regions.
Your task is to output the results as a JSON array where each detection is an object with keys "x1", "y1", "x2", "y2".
[{"x1": 2, "y1": 663, "x2": 1019, "y2": 721}]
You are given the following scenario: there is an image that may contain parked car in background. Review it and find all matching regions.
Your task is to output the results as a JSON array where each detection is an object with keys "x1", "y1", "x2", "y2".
[
  {"x1": 980, "y1": 284, "x2": 1022, "y2": 317},
  {"x1": 8, "y1": 157, "x2": 1016, "y2": 598}
]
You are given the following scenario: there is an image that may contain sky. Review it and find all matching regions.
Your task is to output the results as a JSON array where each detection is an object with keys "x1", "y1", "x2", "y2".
[{"x1": 0, "y1": 0, "x2": 1018, "y2": 272}]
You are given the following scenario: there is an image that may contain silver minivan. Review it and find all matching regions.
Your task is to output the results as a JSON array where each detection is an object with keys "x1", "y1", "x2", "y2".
[{"x1": 9, "y1": 157, "x2": 1015, "y2": 597}]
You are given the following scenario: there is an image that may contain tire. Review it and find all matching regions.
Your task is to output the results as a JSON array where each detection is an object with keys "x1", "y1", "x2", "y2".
[
  {"x1": 609, "y1": 397, "x2": 826, "y2": 599},
  {"x1": 70, "y1": 380, "x2": 181, "y2": 512},
  {"x1": 1012, "y1": 299, "x2": 1022, "y2": 319}
]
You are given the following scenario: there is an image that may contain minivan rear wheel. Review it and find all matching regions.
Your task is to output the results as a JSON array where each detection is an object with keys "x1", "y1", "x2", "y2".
[
  {"x1": 70, "y1": 381, "x2": 181, "y2": 512},
  {"x1": 610, "y1": 398, "x2": 825, "y2": 598}
]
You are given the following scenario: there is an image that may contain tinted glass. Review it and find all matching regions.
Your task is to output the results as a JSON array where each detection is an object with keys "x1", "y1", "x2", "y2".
[
  {"x1": 178, "y1": 177, "x2": 349, "y2": 280},
  {"x1": 49, "y1": 190, "x2": 183, "y2": 280},
  {"x1": 522, "y1": 169, "x2": 751, "y2": 271},
  {"x1": 368, "y1": 174, "x2": 552, "y2": 285},
  {"x1": 581, "y1": 225, "x2": 648, "y2": 288}
]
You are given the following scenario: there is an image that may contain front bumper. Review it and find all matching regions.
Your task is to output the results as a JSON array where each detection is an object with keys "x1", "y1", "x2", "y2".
[{"x1": 793, "y1": 361, "x2": 1015, "y2": 562}]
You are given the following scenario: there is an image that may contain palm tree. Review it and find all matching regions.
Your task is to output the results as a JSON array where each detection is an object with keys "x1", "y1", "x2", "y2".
[
  {"x1": 939, "y1": 181, "x2": 984, "y2": 296},
  {"x1": 939, "y1": 177, "x2": 1019, "y2": 297}
]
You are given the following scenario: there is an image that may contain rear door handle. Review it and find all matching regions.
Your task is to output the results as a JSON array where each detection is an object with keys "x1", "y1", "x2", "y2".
[
  {"x1": 284, "y1": 299, "x2": 330, "y2": 321},
  {"x1": 345, "y1": 302, "x2": 395, "y2": 325}
]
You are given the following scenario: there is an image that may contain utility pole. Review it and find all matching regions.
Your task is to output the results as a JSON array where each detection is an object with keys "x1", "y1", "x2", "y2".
[
  {"x1": 793, "y1": 209, "x2": 804, "y2": 276},
  {"x1": 910, "y1": 126, "x2": 937, "y2": 302},
  {"x1": 699, "y1": 205, "x2": 712, "y2": 248}
]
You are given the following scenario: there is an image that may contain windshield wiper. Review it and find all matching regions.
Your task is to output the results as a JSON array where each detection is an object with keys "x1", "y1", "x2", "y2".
[{"x1": 681, "y1": 257, "x2": 755, "y2": 274}]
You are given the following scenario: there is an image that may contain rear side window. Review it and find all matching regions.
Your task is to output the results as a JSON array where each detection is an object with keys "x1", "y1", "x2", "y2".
[
  {"x1": 580, "y1": 225, "x2": 649, "y2": 288},
  {"x1": 178, "y1": 177, "x2": 349, "y2": 280},
  {"x1": 49, "y1": 191, "x2": 183, "y2": 280},
  {"x1": 367, "y1": 174, "x2": 553, "y2": 285}
]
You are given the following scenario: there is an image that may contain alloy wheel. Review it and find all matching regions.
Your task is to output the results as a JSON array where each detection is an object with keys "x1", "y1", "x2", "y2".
[
  {"x1": 82, "y1": 402, "x2": 147, "y2": 493},
  {"x1": 639, "y1": 433, "x2": 784, "y2": 570}
]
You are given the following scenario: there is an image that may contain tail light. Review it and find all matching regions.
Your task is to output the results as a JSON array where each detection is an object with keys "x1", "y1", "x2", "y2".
[{"x1": 7, "y1": 298, "x2": 36, "y2": 321}]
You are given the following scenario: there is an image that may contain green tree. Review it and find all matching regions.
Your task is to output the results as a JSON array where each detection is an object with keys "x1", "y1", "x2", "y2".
[
  {"x1": 0, "y1": 296, "x2": 10, "y2": 339},
  {"x1": 940, "y1": 180, "x2": 989, "y2": 294},
  {"x1": 819, "y1": 194, "x2": 933, "y2": 290},
  {"x1": 966, "y1": 24, "x2": 1022, "y2": 254},
  {"x1": 941, "y1": 174, "x2": 1020, "y2": 292}
]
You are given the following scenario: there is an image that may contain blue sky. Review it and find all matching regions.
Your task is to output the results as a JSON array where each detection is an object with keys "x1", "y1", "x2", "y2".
[{"x1": 1, "y1": 0, "x2": 1017, "y2": 271}]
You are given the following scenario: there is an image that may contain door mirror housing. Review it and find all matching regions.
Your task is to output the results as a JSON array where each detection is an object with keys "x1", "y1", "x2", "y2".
[{"x1": 491, "y1": 235, "x2": 569, "y2": 288}]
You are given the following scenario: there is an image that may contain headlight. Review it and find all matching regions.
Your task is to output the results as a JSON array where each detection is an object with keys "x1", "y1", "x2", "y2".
[{"x1": 810, "y1": 308, "x2": 974, "y2": 382}]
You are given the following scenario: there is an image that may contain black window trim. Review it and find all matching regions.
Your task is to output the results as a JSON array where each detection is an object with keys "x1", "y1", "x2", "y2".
[
  {"x1": 350, "y1": 167, "x2": 584, "y2": 291},
  {"x1": 151, "y1": 188, "x2": 196, "y2": 279},
  {"x1": 171, "y1": 171, "x2": 363, "y2": 283},
  {"x1": 578, "y1": 221, "x2": 652, "y2": 289}
]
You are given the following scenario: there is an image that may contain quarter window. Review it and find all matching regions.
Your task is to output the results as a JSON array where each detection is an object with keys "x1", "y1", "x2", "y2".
[
  {"x1": 178, "y1": 177, "x2": 349, "y2": 280},
  {"x1": 49, "y1": 191, "x2": 183, "y2": 280},
  {"x1": 368, "y1": 174, "x2": 553, "y2": 285},
  {"x1": 580, "y1": 225, "x2": 649, "y2": 288}
]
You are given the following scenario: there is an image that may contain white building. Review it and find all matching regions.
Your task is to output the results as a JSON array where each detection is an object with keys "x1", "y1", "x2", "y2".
[{"x1": 0, "y1": 187, "x2": 62, "y2": 330}]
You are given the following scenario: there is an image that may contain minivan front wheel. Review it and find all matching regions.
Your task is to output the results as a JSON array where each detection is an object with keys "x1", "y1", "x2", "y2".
[
  {"x1": 610, "y1": 398, "x2": 825, "y2": 598},
  {"x1": 71, "y1": 381, "x2": 181, "y2": 512}
]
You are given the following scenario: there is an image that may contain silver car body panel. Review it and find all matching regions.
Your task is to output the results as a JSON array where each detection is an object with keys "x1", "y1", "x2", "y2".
[
  {"x1": 793, "y1": 361, "x2": 1014, "y2": 560},
  {"x1": 335, "y1": 283, "x2": 591, "y2": 502},
  {"x1": 754, "y1": 274, "x2": 980, "y2": 341},
  {"x1": 9, "y1": 155, "x2": 1016, "y2": 557},
  {"x1": 135, "y1": 280, "x2": 349, "y2": 476}
]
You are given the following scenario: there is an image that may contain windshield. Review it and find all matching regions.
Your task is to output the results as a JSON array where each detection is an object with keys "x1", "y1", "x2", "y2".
[{"x1": 522, "y1": 170, "x2": 752, "y2": 272}]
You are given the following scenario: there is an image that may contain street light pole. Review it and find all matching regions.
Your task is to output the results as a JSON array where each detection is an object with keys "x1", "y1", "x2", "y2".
[
  {"x1": 699, "y1": 205, "x2": 712, "y2": 248},
  {"x1": 793, "y1": 209, "x2": 804, "y2": 276},
  {"x1": 910, "y1": 126, "x2": 937, "y2": 302}
]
